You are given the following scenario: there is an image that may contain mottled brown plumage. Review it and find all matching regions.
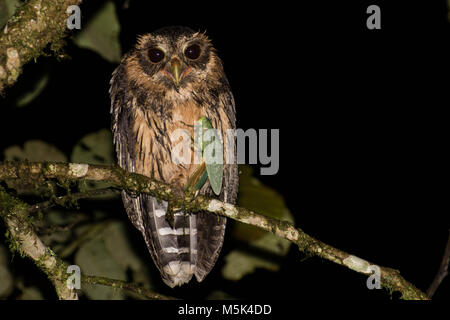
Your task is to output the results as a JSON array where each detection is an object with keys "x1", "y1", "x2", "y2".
[{"x1": 109, "y1": 26, "x2": 238, "y2": 287}]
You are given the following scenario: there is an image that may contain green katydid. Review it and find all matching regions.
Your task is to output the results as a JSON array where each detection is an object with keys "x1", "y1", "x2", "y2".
[{"x1": 185, "y1": 116, "x2": 224, "y2": 196}]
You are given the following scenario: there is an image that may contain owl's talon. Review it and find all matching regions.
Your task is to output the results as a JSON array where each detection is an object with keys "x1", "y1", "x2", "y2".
[
  {"x1": 165, "y1": 206, "x2": 175, "y2": 228},
  {"x1": 189, "y1": 189, "x2": 200, "y2": 201},
  {"x1": 165, "y1": 201, "x2": 184, "y2": 228},
  {"x1": 183, "y1": 187, "x2": 200, "y2": 203}
]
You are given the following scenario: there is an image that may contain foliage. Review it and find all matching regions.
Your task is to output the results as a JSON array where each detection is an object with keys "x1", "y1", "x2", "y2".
[
  {"x1": 0, "y1": 0, "x2": 293, "y2": 300},
  {"x1": 73, "y1": 1, "x2": 121, "y2": 63},
  {"x1": 222, "y1": 166, "x2": 293, "y2": 281},
  {"x1": 0, "y1": 0, "x2": 21, "y2": 29}
]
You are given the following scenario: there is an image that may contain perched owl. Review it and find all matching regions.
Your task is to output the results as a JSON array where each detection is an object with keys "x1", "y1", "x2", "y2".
[{"x1": 109, "y1": 26, "x2": 238, "y2": 287}]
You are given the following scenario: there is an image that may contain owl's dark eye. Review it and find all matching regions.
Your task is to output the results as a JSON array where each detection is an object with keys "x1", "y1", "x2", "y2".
[
  {"x1": 148, "y1": 48, "x2": 165, "y2": 63},
  {"x1": 184, "y1": 44, "x2": 201, "y2": 60}
]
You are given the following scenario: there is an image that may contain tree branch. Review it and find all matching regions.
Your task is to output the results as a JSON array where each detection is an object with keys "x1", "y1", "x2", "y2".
[
  {"x1": 0, "y1": 187, "x2": 78, "y2": 300},
  {"x1": 0, "y1": 184, "x2": 176, "y2": 300},
  {"x1": 0, "y1": 161, "x2": 429, "y2": 300},
  {"x1": 0, "y1": 0, "x2": 82, "y2": 93}
]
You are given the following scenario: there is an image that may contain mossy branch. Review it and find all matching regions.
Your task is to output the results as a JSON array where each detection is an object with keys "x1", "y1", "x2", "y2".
[
  {"x1": 0, "y1": 0, "x2": 82, "y2": 93},
  {"x1": 0, "y1": 187, "x2": 77, "y2": 300},
  {"x1": 0, "y1": 161, "x2": 429, "y2": 300},
  {"x1": 0, "y1": 184, "x2": 176, "y2": 300}
]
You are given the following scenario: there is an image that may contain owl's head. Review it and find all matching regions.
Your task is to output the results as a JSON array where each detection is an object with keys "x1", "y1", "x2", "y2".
[{"x1": 130, "y1": 26, "x2": 223, "y2": 95}]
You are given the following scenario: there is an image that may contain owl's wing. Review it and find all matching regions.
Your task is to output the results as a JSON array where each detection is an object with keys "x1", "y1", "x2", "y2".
[
  {"x1": 219, "y1": 83, "x2": 239, "y2": 205},
  {"x1": 110, "y1": 62, "x2": 142, "y2": 229},
  {"x1": 109, "y1": 63, "x2": 164, "y2": 278},
  {"x1": 194, "y1": 83, "x2": 239, "y2": 282}
]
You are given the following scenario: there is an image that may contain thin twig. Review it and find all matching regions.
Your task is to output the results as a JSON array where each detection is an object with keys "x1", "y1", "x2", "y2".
[
  {"x1": 0, "y1": 187, "x2": 175, "y2": 300},
  {"x1": 427, "y1": 230, "x2": 450, "y2": 298},
  {"x1": 28, "y1": 187, "x2": 119, "y2": 214},
  {"x1": 58, "y1": 220, "x2": 111, "y2": 258},
  {"x1": 82, "y1": 275, "x2": 177, "y2": 300}
]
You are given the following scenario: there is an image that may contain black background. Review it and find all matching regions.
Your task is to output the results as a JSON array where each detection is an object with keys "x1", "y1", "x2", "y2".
[{"x1": 0, "y1": 0, "x2": 449, "y2": 300}]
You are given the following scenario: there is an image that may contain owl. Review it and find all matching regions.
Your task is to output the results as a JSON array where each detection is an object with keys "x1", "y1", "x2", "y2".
[{"x1": 109, "y1": 26, "x2": 238, "y2": 287}]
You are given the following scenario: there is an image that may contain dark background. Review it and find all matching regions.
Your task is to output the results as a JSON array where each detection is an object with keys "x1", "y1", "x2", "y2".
[{"x1": 0, "y1": 0, "x2": 449, "y2": 299}]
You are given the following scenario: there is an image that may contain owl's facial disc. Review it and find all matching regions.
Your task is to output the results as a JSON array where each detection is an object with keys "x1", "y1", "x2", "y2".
[{"x1": 162, "y1": 57, "x2": 191, "y2": 89}]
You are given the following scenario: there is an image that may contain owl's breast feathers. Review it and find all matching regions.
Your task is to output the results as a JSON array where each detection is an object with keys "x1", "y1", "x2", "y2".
[
  {"x1": 110, "y1": 48, "x2": 238, "y2": 287},
  {"x1": 132, "y1": 99, "x2": 232, "y2": 187},
  {"x1": 115, "y1": 49, "x2": 236, "y2": 189}
]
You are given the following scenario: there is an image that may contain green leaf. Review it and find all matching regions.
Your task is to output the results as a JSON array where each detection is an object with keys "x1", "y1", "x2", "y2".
[
  {"x1": 17, "y1": 285, "x2": 44, "y2": 300},
  {"x1": 15, "y1": 73, "x2": 49, "y2": 107},
  {"x1": 0, "y1": 0, "x2": 21, "y2": 29},
  {"x1": 234, "y1": 165, "x2": 289, "y2": 241},
  {"x1": 74, "y1": 1, "x2": 121, "y2": 63},
  {"x1": 221, "y1": 165, "x2": 294, "y2": 281},
  {"x1": 103, "y1": 221, "x2": 152, "y2": 287},
  {"x1": 71, "y1": 129, "x2": 116, "y2": 199},
  {"x1": 3, "y1": 140, "x2": 67, "y2": 162},
  {"x1": 74, "y1": 220, "x2": 153, "y2": 299},
  {"x1": 0, "y1": 245, "x2": 14, "y2": 298},
  {"x1": 39, "y1": 209, "x2": 78, "y2": 251},
  {"x1": 71, "y1": 129, "x2": 113, "y2": 165},
  {"x1": 75, "y1": 233, "x2": 126, "y2": 300},
  {"x1": 2, "y1": 141, "x2": 67, "y2": 193},
  {"x1": 207, "y1": 290, "x2": 236, "y2": 300}
]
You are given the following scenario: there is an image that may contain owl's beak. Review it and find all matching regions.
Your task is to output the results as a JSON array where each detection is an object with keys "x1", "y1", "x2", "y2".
[
  {"x1": 164, "y1": 58, "x2": 190, "y2": 89},
  {"x1": 171, "y1": 58, "x2": 182, "y2": 87}
]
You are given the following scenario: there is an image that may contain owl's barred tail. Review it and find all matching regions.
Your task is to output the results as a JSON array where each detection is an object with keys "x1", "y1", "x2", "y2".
[
  {"x1": 123, "y1": 192, "x2": 226, "y2": 287},
  {"x1": 144, "y1": 197, "x2": 196, "y2": 287}
]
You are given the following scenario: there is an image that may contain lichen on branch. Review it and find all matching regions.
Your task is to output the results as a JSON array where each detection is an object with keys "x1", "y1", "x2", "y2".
[
  {"x1": 0, "y1": 161, "x2": 429, "y2": 300},
  {"x1": 0, "y1": 186, "x2": 77, "y2": 299},
  {"x1": 0, "y1": 0, "x2": 82, "y2": 93},
  {"x1": 0, "y1": 183, "x2": 176, "y2": 300}
]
